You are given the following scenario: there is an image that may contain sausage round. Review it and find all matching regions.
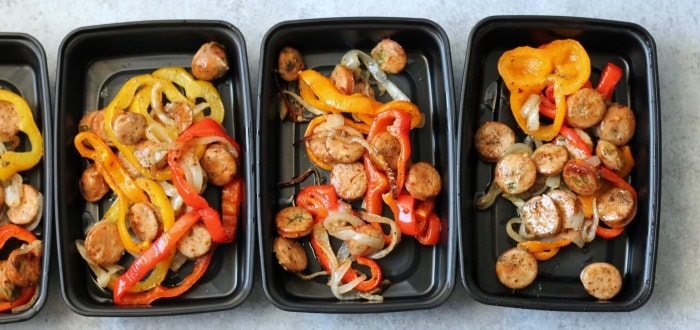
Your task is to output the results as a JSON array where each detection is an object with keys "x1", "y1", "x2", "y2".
[
  {"x1": 521, "y1": 194, "x2": 561, "y2": 238},
  {"x1": 565, "y1": 87, "x2": 607, "y2": 129},
  {"x1": 275, "y1": 206, "x2": 314, "y2": 239},
  {"x1": 596, "y1": 104, "x2": 636, "y2": 146},
  {"x1": 580, "y1": 262, "x2": 622, "y2": 300},
  {"x1": 474, "y1": 121, "x2": 516, "y2": 163},
  {"x1": 80, "y1": 164, "x2": 110, "y2": 202},
  {"x1": 494, "y1": 152, "x2": 537, "y2": 195},
  {"x1": 597, "y1": 187, "x2": 636, "y2": 228},
  {"x1": 405, "y1": 162, "x2": 442, "y2": 201},
  {"x1": 495, "y1": 247, "x2": 538, "y2": 289},
  {"x1": 531, "y1": 143, "x2": 568, "y2": 176},
  {"x1": 84, "y1": 221, "x2": 125, "y2": 267},
  {"x1": 278, "y1": 47, "x2": 305, "y2": 82},
  {"x1": 273, "y1": 236, "x2": 308, "y2": 273},
  {"x1": 562, "y1": 159, "x2": 600, "y2": 196},
  {"x1": 371, "y1": 38, "x2": 407, "y2": 74},
  {"x1": 330, "y1": 162, "x2": 367, "y2": 201},
  {"x1": 191, "y1": 42, "x2": 229, "y2": 81}
]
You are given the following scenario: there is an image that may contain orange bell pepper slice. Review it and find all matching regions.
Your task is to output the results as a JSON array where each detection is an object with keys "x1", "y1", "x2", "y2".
[
  {"x1": 498, "y1": 39, "x2": 591, "y2": 141},
  {"x1": 297, "y1": 69, "x2": 382, "y2": 114}
]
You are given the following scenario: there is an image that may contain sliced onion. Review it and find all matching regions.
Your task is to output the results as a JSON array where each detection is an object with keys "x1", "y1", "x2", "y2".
[
  {"x1": 340, "y1": 49, "x2": 409, "y2": 101},
  {"x1": 545, "y1": 175, "x2": 561, "y2": 189},
  {"x1": 3, "y1": 173, "x2": 23, "y2": 208},
  {"x1": 563, "y1": 211, "x2": 585, "y2": 230},
  {"x1": 169, "y1": 252, "x2": 189, "y2": 272},
  {"x1": 505, "y1": 217, "x2": 526, "y2": 242},
  {"x1": 324, "y1": 211, "x2": 366, "y2": 229},
  {"x1": 0, "y1": 140, "x2": 6, "y2": 156},
  {"x1": 502, "y1": 142, "x2": 534, "y2": 158},
  {"x1": 191, "y1": 102, "x2": 209, "y2": 117},
  {"x1": 584, "y1": 155, "x2": 601, "y2": 167},
  {"x1": 582, "y1": 197, "x2": 600, "y2": 243},
  {"x1": 282, "y1": 90, "x2": 327, "y2": 116},
  {"x1": 475, "y1": 181, "x2": 502, "y2": 210},
  {"x1": 522, "y1": 94, "x2": 541, "y2": 132},
  {"x1": 75, "y1": 240, "x2": 123, "y2": 288},
  {"x1": 361, "y1": 211, "x2": 401, "y2": 260},
  {"x1": 145, "y1": 123, "x2": 174, "y2": 143},
  {"x1": 150, "y1": 82, "x2": 176, "y2": 126}
]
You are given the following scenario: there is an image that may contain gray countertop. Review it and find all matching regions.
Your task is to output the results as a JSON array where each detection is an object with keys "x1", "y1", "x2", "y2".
[{"x1": 2, "y1": 0, "x2": 697, "y2": 328}]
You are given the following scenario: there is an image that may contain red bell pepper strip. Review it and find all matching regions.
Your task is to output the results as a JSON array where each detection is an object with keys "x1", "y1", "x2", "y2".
[
  {"x1": 113, "y1": 249, "x2": 214, "y2": 306},
  {"x1": 353, "y1": 256, "x2": 382, "y2": 292},
  {"x1": 366, "y1": 109, "x2": 412, "y2": 198},
  {"x1": 363, "y1": 154, "x2": 390, "y2": 216},
  {"x1": 415, "y1": 213, "x2": 441, "y2": 246},
  {"x1": 0, "y1": 224, "x2": 39, "y2": 312},
  {"x1": 167, "y1": 118, "x2": 239, "y2": 210},
  {"x1": 113, "y1": 209, "x2": 205, "y2": 304},
  {"x1": 394, "y1": 193, "x2": 428, "y2": 237},
  {"x1": 596, "y1": 62, "x2": 623, "y2": 100},
  {"x1": 309, "y1": 226, "x2": 382, "y2": 292},
  {"x1": 0, "y1": 285, "x2": 36, "y2": 313},
  {"x1": 559, "y1": 124, "x2": 592, "y2": 157},
  {"x1": 295, "y1": 184, "x2": 339, "y2": 221},
  {"x1": 596, "y1": 225, "x2": 625, "y2": 239},
  {"x1": 220, "y1": 177, "x2": 242, "y2": 243}
]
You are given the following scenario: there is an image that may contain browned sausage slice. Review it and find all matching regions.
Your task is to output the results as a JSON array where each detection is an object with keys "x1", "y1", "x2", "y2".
[
  {"x1": 495, "y1": 247, "x2": 538, "y2": 289},
  {"x1": 580, "y1": 262, "x2": 622, "y2": 300}
]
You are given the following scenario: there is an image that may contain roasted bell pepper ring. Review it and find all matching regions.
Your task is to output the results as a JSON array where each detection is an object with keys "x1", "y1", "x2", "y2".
[
  {"x1": 295, "y1": 184, "x2": 339, "y2": 221},
  {"x1": 74, "y1": 131, "x2": 149, "y2": 204},
  {"x1": 152, "y1": 67, "x2": 225, "y2": 124},
  {"x1": 297, "y1": 69, "x2": 383, "y2": 115},
  {"x1": 113, "y1": 208, "x2": 204, "y2": 304},
  {"x1": 115, "y1": 249, "x2": 214, "y2": 305},
  {"x1": 498, "y1": 39, "x2": 591, "y2": 141},
  {"x1": 596, "y1": 62, "x2": 623, "y2": 101},
  {"x1": 0, "y1": 90, "x2": 43, "y2": 181},
  {"x1": 0, "y1": 224, "x2": 39, "y2": 312},
  {"x1": 366, "y1": 109, "x2": 412, "y2": 197}
]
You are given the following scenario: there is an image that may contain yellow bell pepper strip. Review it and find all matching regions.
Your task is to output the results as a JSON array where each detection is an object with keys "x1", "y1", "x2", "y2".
[
  {"x1": 0, "y1": 90, "x2": 43, "y2": 180},
  {"x1": 298, "y1": 78, "x2": 339, "y2": 113},
  {"x1": 101, "y1": 74, "x2": 173, "y2": 181},
  {"x1": 366, "y1": 109, "x2": 412, "y2": 197},
  {"x1": 0, "y1": 224, "x2": 39, "y2": 312},
  {"x1": 114, "y1": 249, "x2": 214, "y2": 305},
  {"x1": 298, "y1": 69, "x2": 383, "y2": 114},
  {"x1": 152, "y1": 67, "x2": 225, "y2": 124},
  {"x1": 113, "y1": 208, "x2": 206, "y2": 304},
  {"x1": 116, "y1": 178, "x2": 175, "y2": 255},
  {"x1": 74, "y1": 131, "x2": 148, "y2": 204},
  {"x1": 498, "y1": 39, "x2": 591, "y2": 141}
]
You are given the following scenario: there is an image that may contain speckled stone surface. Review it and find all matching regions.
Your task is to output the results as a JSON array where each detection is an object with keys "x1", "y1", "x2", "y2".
[{"x1": 0, "y1": 0, "x2": 697, "y2": 328}]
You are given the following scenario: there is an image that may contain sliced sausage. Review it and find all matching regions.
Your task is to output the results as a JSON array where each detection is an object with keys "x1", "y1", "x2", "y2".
[
  {"x1": 531, "y1": 143, "x2": 568, "y2": 176},
  {"x1": 330, "y1": 162, "x2": 367, "y2": 201},
  {"x1": 84, "y1": 221, "x2": 125, "y2": 267},
  {"x1": 521, "y1": 194, "x2": 561, "y2": 238},
  {"x1": 191, "y1": 41, "x2": 229, "y2": 81},
  {"x1": 494, "y1": 152, "x2": 537, "y2": 195},
  {"x1": 596, "y1": 104, "x2": 636, "y2": 146},
  {"x1": 200, "y1": 142, "x2": 238, "y2": 186},
  {"x1": 580, "y1": 262, "x2": 622, "y2": 300},
  {"x1": 278, "y1": 47, "x2": 305, "y2": 82},
  {"x1": 4, "y1": 242, "x2": 42, "y2": 287},
  {"x1": 565, "y1": 87, "x2": 607, "y2": 129},
  {"x1": 369, "y1": 131, "x2": 401, "y2": 170},
  {"x1": 80, "y1": 164, "x2": 110, "y2": 202},
  {"x1": 474, "y1": 121, "x2": 516, "y2": 162},
  {"x1": 371, "y1": 38, "x2": 407, "y2": 74},
  {"x1": 596, "y1": 140, "x2": 624, "y2": 171},
  {"x1": 274, "y1": 236, "x2": 308, "y2": 273},
  {"x1": 111, "y1": 111, "x2": 147, "y2": 146},
  {"x1": 330, "y1": 64, "x2": 355, "y2": 95},
  {"x1": 547, "y1": 189, "x2": 580, "y2": 229},
  {"x1": 177, "y1": 223, "x2": 212, "y2": 259},
  {"x1": 597, "y1": 187, "x2": 636, "y2": 228},
  {"x1": 7, "y1": 184, "x2": 42, "y2": 226},
  {"x1": 128, "y1": 202, "x2": 161, "y2": 242},
  {"x1": 495, "y1": 247, "x2": 538, "y2": 289},
  {"x1": 405, "y1": 162, "x2": 442, "y2": 201},
  {"x1": 562, "y1": 159, "x2": 600, "y2": 196},
  {"x1": 0, "y1": 100, "x2": 19, "y2": 142},
  {"x1": 0, "y1": 261, "x2": 17, "y2": 301},
  {"x1": 275, "y1": 206, "x2": 314, "y2": 239}
]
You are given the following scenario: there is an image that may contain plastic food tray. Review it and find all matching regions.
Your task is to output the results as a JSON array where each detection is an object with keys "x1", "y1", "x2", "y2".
[
  {"x1": 256, "y1": 17, "x2": 457, "y2": 313},
  {"x1": 457, "y1": 15, "x2": 661, "y2": 311},
  {"x1": 53, "y1": 20, "x2": 255, "y2": 316},
  {"x1": 0, "y1": 32, "x2": 53, "y2": 324}
]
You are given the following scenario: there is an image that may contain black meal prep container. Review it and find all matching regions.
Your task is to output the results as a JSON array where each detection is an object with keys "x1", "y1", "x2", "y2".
[
  {"x1": 53, "y1": 20, "x2": 255, "y2": 316},
  {"x1": 457, "y1": 16, "x2": 661, "y2": 311},
  {"x1": 0, "y1": 33, "x2": 53, "y2": 324},
  {"x1": 256, "y1": 17, "x2": 457, "y2": 313}
]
